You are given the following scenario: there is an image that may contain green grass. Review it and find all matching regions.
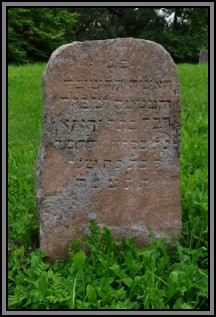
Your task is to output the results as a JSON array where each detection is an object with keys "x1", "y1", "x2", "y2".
[
  {"x1": 177, "y1": 65, "x2": 208, "y2": 253},
  {"x1": 8, "y1": 63, "x2": 45, "y2": 251},
  {"x1": 8, "y1": 63, "x2": 208, "y2": 310}
]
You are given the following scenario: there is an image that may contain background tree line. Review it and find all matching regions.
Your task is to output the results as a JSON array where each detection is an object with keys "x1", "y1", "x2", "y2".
[{"x1": 8, "y1": 7, "x2": 208, "y2": 64}]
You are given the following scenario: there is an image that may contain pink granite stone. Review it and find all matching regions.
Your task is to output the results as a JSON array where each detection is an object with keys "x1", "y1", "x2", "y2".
[{"x1": 36, "y1": 38, "x2": 182, "y2": 261}]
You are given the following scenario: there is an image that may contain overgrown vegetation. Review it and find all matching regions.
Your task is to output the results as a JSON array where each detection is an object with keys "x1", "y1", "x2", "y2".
[
  {"x1": 8, "y1": 8, "x2": 78, "y2": 63},
  {"x1": 8, "y1": 7, "x2": 208, "y2": 64},
  {"x1": 8, "y1": 63, "x2": 208, "y2": 309},
  {"x1": 8, "y1": 221, "x2": 208, "y2": 309}
]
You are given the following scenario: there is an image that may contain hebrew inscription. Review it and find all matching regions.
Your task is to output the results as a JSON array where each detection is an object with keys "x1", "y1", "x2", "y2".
[{"x1": 36, "y1": 38, "x2": 182, "y2": 260}]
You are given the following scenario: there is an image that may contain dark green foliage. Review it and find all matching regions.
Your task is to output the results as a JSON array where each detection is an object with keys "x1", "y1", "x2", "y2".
[
  {"x1": 8, "y1": 7, "x2": 208, "y2": 64},
  {"x1": 8, "y1": 8, "x2": 78, "y2": 64},
  {"x1": 69, "y1": 8, "x2": 160, "y2": 40},
  {"x1": 68, "y1": 7, "x2": 208, "y2": 63},
  {"x1": 158, "y1": 8, "x2": 208, "y2": 63}
]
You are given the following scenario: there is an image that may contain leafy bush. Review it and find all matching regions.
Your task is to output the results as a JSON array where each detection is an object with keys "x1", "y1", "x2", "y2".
[
  {"x1": 8, "y1": 8, "x2": 78, "y2": 64},
  {"x1": 7, "y1": 8, "x2": 208, "y2": 64}
]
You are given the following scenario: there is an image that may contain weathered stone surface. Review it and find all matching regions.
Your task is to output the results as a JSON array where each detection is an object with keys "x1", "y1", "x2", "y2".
[
  {"x1": 36, "y1": 38, "x2": 182, "y2": 261},
  {"x1": 199, "y1": 49, "x2": 208, "y2": 63}
]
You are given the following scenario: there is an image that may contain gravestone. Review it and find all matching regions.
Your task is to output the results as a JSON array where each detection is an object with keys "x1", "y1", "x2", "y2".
[
  {"x1": 36, "y1": 38, "x2": 182, "y2": 261},
  {"x1": 199, "y1": 50, "x2": 208, "y2": 63}
]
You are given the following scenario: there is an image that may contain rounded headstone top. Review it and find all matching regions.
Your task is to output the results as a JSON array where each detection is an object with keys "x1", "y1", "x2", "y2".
[{"x1": 37, "y1": 37, "x2": 181, "y2": 261}]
